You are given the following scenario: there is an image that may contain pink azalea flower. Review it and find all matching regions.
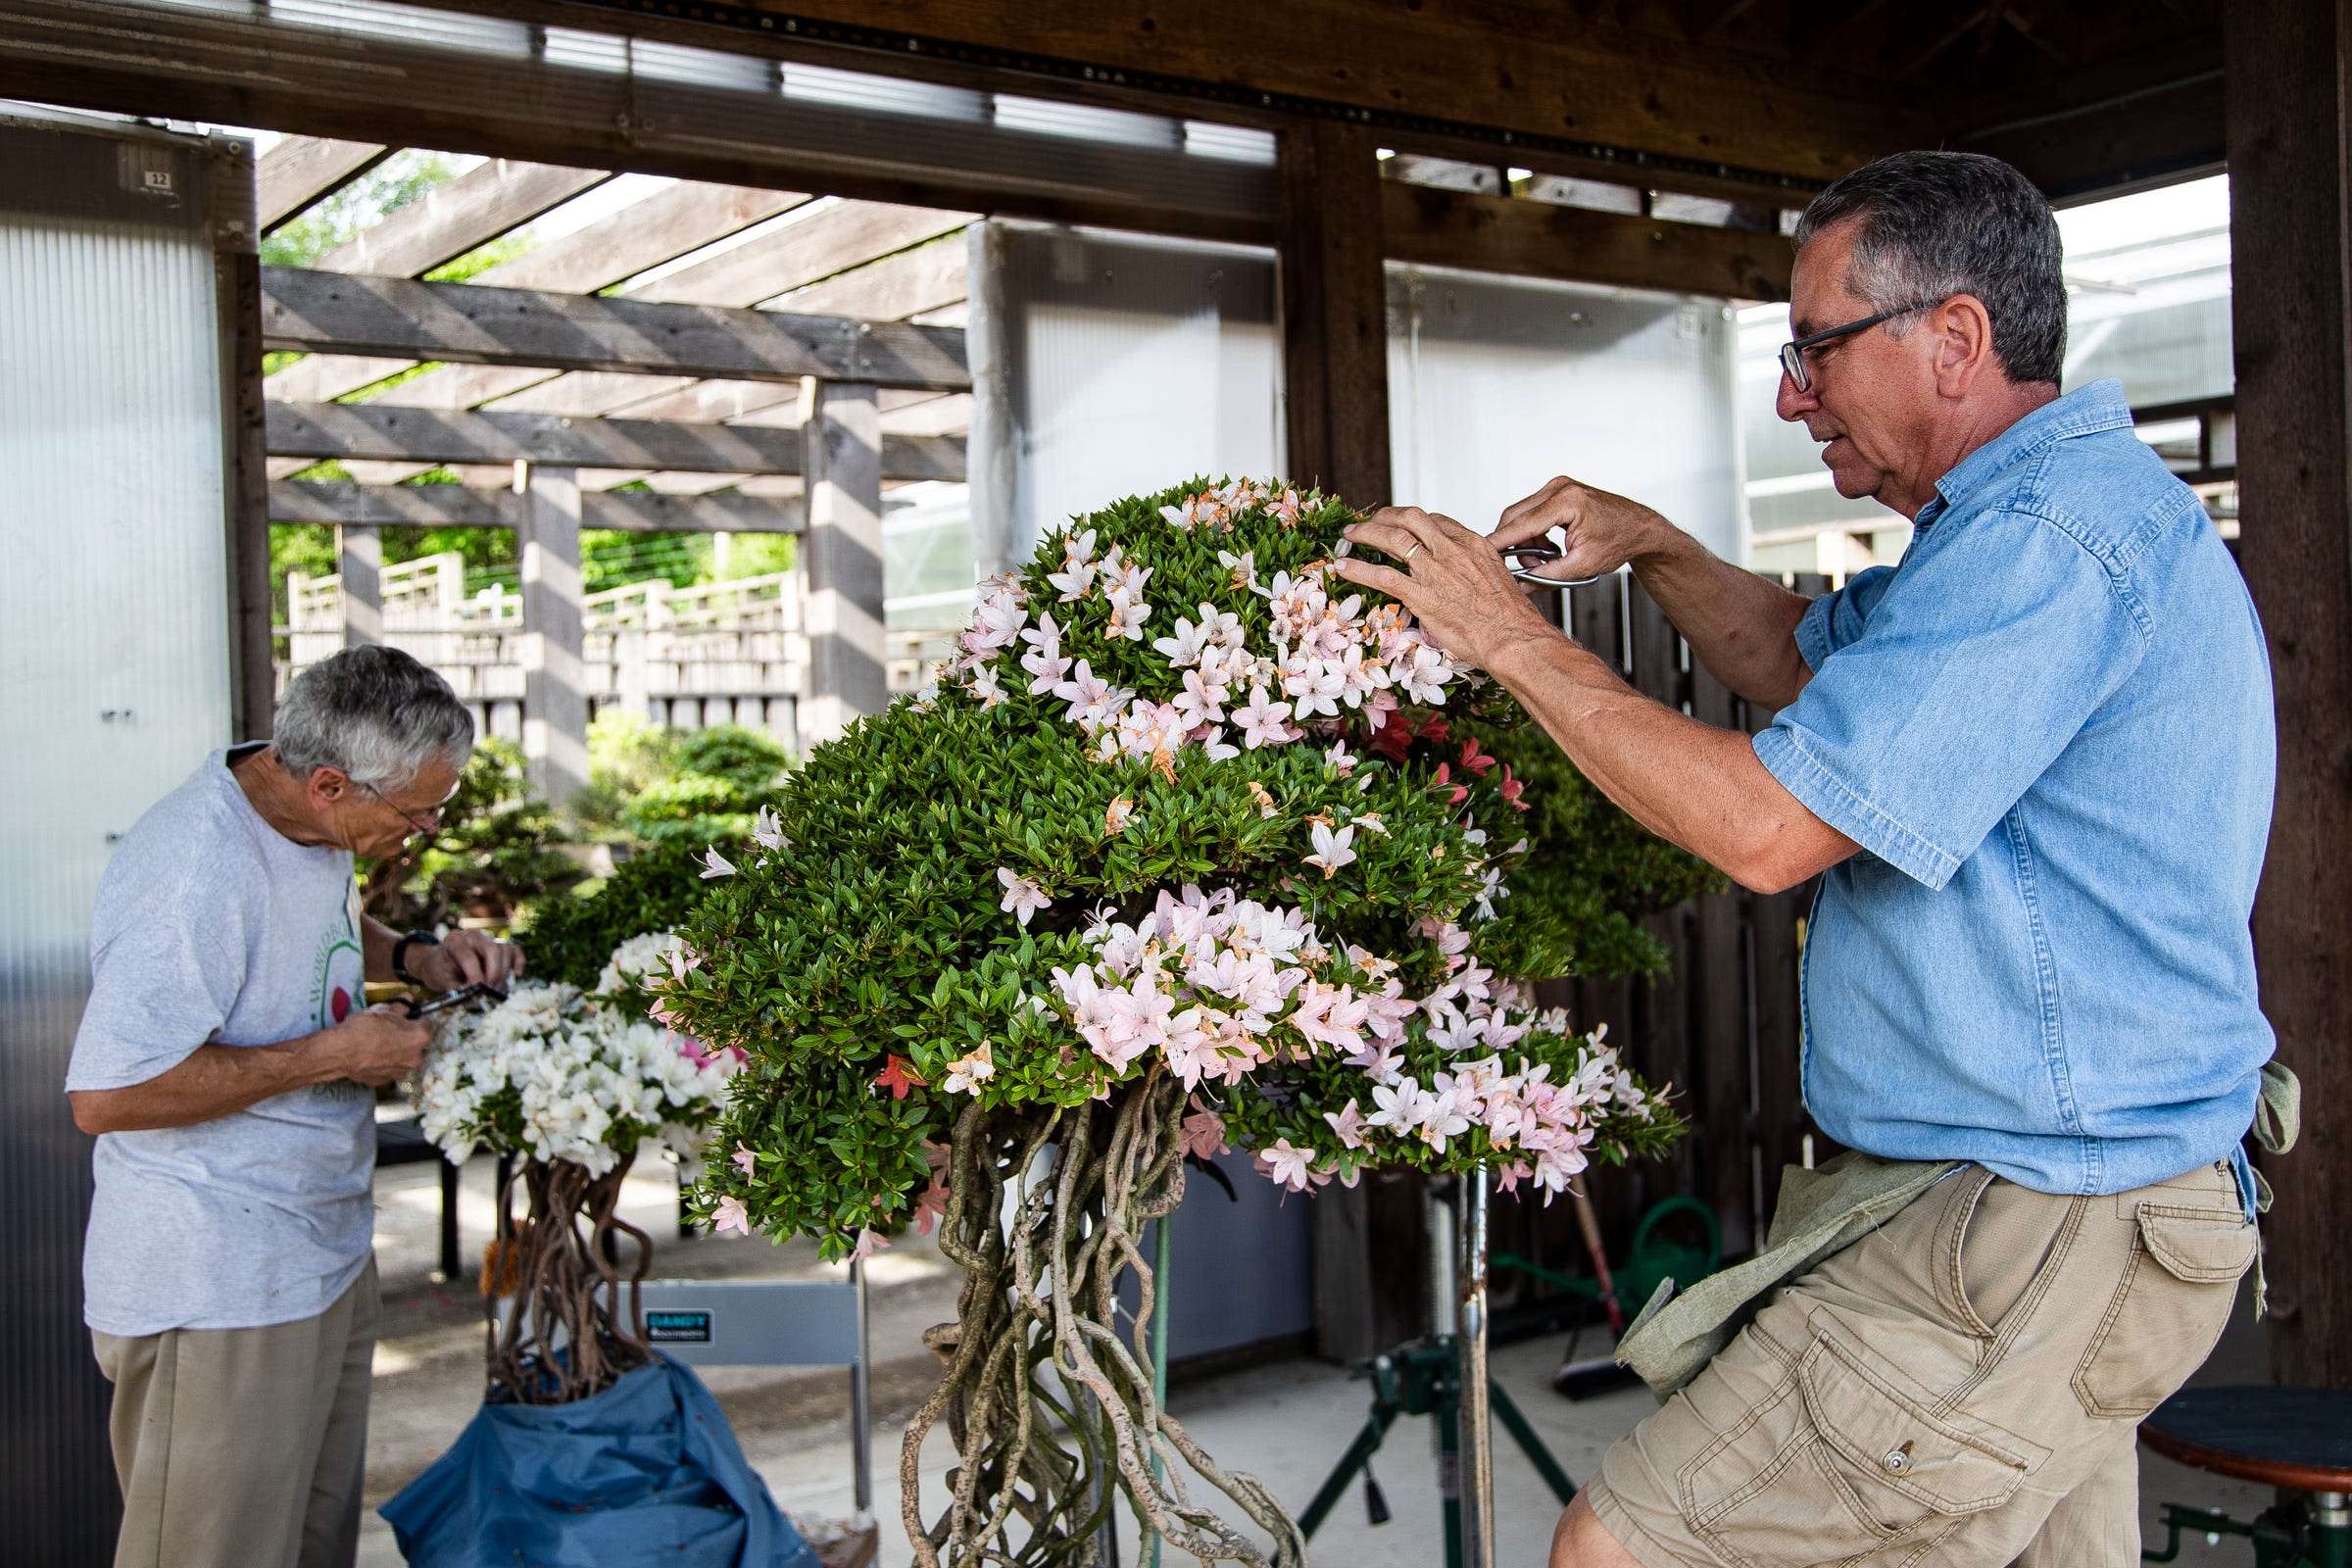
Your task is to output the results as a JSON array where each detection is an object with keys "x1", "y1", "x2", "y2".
[
  {"x1": 731, "y1": 1141, "x2": 758, "y2": 1180},
  {"x1": 1180, "y1": 1102, "x2": 1228, "y2": 1160},
  {"x1": 997, "y1": 867, "x2": 1052, "y2": 926},
  {"x1": 1232, "y1": 685, "x2": 1295, "y2": 749},
  {"x1": 914, "y1": 1173, "x2": 950, "y2": 1236},
  {"x1": 700, "y1": 847, "x2": 737, "y2": 879},
  {"x1": 1254, "y1": 1138, "x2": 1327, "y2": 1193},
  {"x1": 1323, "y1": 1099, "x2": 1368, "y2": 1151},
  {"x1": 711, "y1": 1195, "x2": 752, "y2": 1236},
  {"x1": 849, "y1": 1227, "x2": 891, "y2": 1263}
]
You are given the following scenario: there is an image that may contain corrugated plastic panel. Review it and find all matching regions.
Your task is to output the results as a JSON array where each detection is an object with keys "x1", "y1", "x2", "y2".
[{"x1": 0, "y1": 120, "x2": 234, "y2": 1563}]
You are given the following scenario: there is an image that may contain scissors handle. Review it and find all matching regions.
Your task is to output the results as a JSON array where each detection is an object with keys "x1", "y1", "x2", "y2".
[
  {"x1": 405, "y1": 982, "x2": 509, "y2": 1019},
  {"x1": 1499, "y1": 543, "x2": 1608, "y2": 588}
]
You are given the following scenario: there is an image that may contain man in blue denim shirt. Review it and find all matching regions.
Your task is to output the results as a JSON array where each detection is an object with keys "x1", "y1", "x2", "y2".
[{"x1": 1343, "y1": 151, "x2": 2273, "y2": 1568}]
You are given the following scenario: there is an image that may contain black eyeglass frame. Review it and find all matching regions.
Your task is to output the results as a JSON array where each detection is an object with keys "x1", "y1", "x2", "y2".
[{"x1": 1778, "y1": 300, "x2": 1941, "y2": 392}]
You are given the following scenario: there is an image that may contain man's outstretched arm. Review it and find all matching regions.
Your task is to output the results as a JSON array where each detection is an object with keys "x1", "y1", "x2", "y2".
[{"x1": 1335, "y1": 505, "x2": 1856, "y2": 894}]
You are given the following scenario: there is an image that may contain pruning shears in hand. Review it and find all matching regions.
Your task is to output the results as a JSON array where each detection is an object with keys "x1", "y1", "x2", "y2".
[{"x1": 402, "y1": 982, "x2": 508, "y2": 1020}]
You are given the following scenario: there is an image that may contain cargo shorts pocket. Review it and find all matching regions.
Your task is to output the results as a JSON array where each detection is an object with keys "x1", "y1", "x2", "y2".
[
  {"x1": 1681, "y1": 1334, "x2": 2036, "y2": 1568},
  {"x1": 2073, "y1": 1203, "x2": 2256, "y2": 1420}
]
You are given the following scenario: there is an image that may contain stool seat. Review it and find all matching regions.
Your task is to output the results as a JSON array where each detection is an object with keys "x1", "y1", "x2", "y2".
[{"x1": 2140, "y1": 1386, "x2": 2352, "y2": 1494}]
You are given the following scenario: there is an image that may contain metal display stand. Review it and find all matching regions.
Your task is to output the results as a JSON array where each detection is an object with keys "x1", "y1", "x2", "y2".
[{"x1": 1298, "y1": 1171, "x2": 1576, "y2": 1568}]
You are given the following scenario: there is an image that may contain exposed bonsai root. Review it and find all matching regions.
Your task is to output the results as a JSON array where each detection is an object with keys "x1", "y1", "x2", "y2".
[{"x1": 901, "y1": 1067, "x2": 1305, "y2": 1568}]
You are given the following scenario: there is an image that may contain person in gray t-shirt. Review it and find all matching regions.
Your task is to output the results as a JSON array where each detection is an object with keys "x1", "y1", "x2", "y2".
[{"x1": 67, "y1": 646, "x2": 522, "y2": 1568}]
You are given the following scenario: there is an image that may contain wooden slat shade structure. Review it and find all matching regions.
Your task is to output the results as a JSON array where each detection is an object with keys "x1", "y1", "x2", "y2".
[
  {"x1": 267, "y1": 400, "x2": 964, "y2": 480},
  {"x1": 260, "y1": 269, "x2": 969, "y2": 392},
  {"x1": 255, "y1": 135, "x2": 385, "y2": 230},
  {"x1": 315, "y1": 160, "x2": 607, "y2": 277},
  {"x1": 270, "y1": 479, "x2": 805, "y2": 533}
]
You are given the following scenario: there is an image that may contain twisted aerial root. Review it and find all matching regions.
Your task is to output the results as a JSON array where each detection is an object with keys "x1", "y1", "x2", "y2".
[
  {"x1": 901, "y1": 1071, "x2": 1306, "y2": 1568},
  {"x1": 484, "y1": 1153, "x2": 654, "y2": 1405}
]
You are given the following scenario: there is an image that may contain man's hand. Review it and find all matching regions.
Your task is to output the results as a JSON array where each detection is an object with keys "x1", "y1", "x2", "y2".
[
  {"x1": 1494, "y1": 476, "x2": 1670, "y2": 582},
  {"x1": 408, "y1": 928, "x2": 526, "y2": 992},
  {"x1": 318, "y1": 1004, "x2": 435, "y2": 1088},
  {"x1": 69, "y1": 1004, "x2": 437, "y2": 1135},
  {"x1": 1334, "y1": 505, "x2": 1559, "y2": 672}
]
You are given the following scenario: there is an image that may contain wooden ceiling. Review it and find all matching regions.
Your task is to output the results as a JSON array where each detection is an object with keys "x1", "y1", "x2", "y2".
[{"x1": 663, "y1": 0, "x2": 2224, "y2": 199}]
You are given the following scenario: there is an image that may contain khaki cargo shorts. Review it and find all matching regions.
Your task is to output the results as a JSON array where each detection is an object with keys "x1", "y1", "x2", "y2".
[{"x1": 1584, "y1": 1160, "x2": 2256, "y2": 1568}]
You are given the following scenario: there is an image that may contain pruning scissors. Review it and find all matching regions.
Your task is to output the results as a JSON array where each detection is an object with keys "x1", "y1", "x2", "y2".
[
  {"x1": 403, "y1": 981, "x2": 509, "y2": 1020},
  {"x1": 1498, "y1": 543, "x2": 1607, "y2": 588}
]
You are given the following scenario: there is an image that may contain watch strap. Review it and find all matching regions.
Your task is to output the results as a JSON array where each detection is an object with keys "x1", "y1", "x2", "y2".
[{"x1": 392, "y1": 930, "x2": 440, "y2": 986}]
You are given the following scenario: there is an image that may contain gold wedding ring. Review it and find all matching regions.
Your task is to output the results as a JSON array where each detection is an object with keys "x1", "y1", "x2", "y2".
[{"x1": 1402, "y1": 542, "x2": 1422, "y2": 563}]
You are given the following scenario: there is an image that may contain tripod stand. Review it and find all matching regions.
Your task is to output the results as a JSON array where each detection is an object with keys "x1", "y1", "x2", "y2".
[
  {"x1": 1296, "y1": 1337, "x2": 1580, "y2": 1568},
  {"x1": 1297, "y1": 1172, "x2": 1578, "y2": 1568}
]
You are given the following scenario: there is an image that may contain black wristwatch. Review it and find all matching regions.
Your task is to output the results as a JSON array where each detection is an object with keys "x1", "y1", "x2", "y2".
[{"x1": 392, "y1": 930, "x2": 441, "y2": 986}]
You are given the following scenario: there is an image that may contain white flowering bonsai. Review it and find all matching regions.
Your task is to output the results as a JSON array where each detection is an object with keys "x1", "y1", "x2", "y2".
[
  {"x1": 654, "y1": 478, "x2": 1684, "y2": 1566},
  {"x1": 414, "y1": 942, "x2": 737, "y2": 1404}
]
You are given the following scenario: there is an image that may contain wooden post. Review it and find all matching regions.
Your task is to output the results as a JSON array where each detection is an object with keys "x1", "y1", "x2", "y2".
[
  {"x1": 1282, "y1": 118, "x2": 1399, "y2": 1359},
  {"x1": 1277, "y1": 119, "x2": 1392, "y2": 509},
  {"x1": 336, "y1": 522, "x2": 382, "y2": 646},
  {"x1": 2225, "y1": 0, "x2": 2352, "y2": 1390},
  {"x1": 516, "y1": 463, "x2": 588, "y2": 805},
  {"x1": 964, "y1": 220, "x2": 1018, "y2": 578},
  {"x1": 801, "y1": 379, "x2": 887, "y2": 745}
]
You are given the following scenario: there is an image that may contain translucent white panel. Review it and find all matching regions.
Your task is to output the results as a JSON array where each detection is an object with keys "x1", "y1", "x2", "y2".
[
  {"x1": 998, "y1": 228, "x2": 1282, "y2": 556},
  {"x1": 785, "y1": 63, "x2": 987, "y2": 122},
  {"x1": 1183, "y1": 122, "x2": 1277, "y2": 165},
  {"x1": 883, "y1": 482, "x2": 978, "y2": 628},
  {"x1": 265, "y1": 0, "x2": 532, "y2": 55},
  {"x1": 0, "y1": 215, "x2": 231, "y2": 955},
  {"x1": 1388, "y1": 267, "x2": 1742, "y2": 561},
  {"x1": 993, "y1": 95, "x2": 1181, "y2": 149},
  {"x1": 630, "y1": 39, "x2": 774, "y2": 92}
]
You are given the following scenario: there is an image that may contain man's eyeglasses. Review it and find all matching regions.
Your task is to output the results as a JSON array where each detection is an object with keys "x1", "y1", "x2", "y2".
[
  {"x1": 359, "y1": 779, "x2": 449, "y2": 837},
  {"x1": 1779, "y1": 300, "x2": 1940, "y2": 393}
]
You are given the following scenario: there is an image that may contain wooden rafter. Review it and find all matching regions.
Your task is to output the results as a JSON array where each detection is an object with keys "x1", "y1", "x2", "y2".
[
  {"x1": 317, "y1": 160, "x2": 608, "y2": 277},
  {"x1": 266, "y1": 400, "x2": 965, "y2": 480},
  {"x1": 256, "y1": 136, "x2": 386, "y2": 231},
  {"x1": 260, "y1": 268, "x2": 970, "y2": 392},
  {"x1": 269, "y1": 478, "x2": 804, "y2": 533}
]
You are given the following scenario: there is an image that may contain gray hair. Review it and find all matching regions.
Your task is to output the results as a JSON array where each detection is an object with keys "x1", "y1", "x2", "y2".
[
  {"x1": 273, "y1": 646, "x2": 474, "y2": 790},
  {"x1": 1792, "y1": 150, "x2": 2066, "y2": 387}
]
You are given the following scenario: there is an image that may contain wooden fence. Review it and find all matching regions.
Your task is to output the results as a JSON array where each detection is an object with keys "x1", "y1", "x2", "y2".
[{"x1": 1483, "y1": 571, "x2": 1836, "y2": 1331}]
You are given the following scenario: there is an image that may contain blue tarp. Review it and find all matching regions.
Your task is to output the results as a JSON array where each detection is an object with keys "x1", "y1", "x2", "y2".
[{"x1": 381, "y1": 1352, "x2": 820, "y2": 1568}]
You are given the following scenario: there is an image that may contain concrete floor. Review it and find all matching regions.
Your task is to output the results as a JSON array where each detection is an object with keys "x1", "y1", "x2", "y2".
[{"x1": 358, "y1": 1156, "x2": 2279, "y2": 1567}]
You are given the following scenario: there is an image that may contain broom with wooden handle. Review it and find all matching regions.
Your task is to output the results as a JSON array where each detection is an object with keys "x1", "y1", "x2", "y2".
[{"x1": 1550, "y1": 1181, "x2": 1642, "y2": 1398}]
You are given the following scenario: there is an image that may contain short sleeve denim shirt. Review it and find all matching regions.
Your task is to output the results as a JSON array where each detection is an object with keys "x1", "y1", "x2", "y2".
[{"x1": 1752, "y1": 379, "x2": 2276, "y2": 1198}]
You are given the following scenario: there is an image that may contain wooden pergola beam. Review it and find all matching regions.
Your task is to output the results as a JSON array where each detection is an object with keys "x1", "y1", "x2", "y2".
[
  {"x1": 260, "y1": 268, "x2": 971, "y2": 393},
  {"x1": 270, "y1": 478, "x2": 805, "y2": 533},
  {"x1": 256, "y1": 135, "x2": 387, "y2": 231},
  {"x1": 267, "y1": 399, "x2": 965, "y2": 480},
  {"x1": 316, "y1": 159, "x2": 607, "y2": 277},
  {"x1": 1382, "y1": 182, "x2": 1794, "y2": 302}
]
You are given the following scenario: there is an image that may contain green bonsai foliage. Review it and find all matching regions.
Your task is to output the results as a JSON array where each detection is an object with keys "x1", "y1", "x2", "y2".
[
  {"x1": 653, "y1": 480, "x2": 1689, "y2": 1262},
  {"x1": 517, "y1": 841, "x2": 715, "y2": 998}
]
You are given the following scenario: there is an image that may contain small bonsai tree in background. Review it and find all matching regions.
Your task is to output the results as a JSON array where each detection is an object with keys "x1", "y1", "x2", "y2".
[
  {"x1": 363, "y1": 738, "x2": 584, "y2": 928},
  {"x1": 652, "y1": 479, "x2": 1692, "y2": 1568},
  {"x1": 572, "y1": 712, "x2": 794, "y2": 848},
  {"x1": 519, "y1": 840, "x2": 716, "y2": 994}
]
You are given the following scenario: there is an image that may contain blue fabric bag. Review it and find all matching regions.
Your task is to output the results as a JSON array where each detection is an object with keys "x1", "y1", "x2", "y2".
[{"x1": 381, "y1": 1352, "x2": 819, "y2": 1568}]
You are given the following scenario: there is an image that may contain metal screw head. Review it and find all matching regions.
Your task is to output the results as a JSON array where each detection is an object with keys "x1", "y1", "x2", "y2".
[{"x1": 1882, "y1": 1445, "x2": 1913, "y2": 1474}]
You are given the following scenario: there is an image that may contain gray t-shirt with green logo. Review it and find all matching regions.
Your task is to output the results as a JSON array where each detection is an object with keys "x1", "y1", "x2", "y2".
[{"x1": 69, "y1": 745, "x2": 375, "y2": 1336}]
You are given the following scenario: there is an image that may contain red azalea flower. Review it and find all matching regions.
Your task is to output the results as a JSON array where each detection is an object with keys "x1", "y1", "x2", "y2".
[
  {"x1": 1498, "y1": 764, "x2": 1529, "y2": 811},
  {"x1": 1460, "y1": 736, "x2": 1496, "y2": 776},
  {"x1": 875, "y1": 1054, "x2": 928, "y2": 1099}
]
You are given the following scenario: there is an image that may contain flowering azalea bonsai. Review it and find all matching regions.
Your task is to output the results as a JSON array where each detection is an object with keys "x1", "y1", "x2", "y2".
[
  {"x1": 414, "y1": 944, "x2": 738, "y2": 1404},
  {"x1": 653, "y1": 478, "x2": 1687, "y2": 1567}
]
